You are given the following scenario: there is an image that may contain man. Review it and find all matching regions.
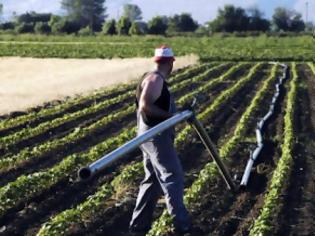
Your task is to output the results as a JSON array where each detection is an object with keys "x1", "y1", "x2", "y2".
[{"x1": 129, "y1": 45, "x2": 191, "y2": 234}]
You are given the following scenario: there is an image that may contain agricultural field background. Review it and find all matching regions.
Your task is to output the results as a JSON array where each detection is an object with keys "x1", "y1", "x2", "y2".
[
  {"x1": 0, "y1": 34, "x2": 314, "y2": 61},
  {"x1": 0, "y1": 33, "x2": 315, "y2": 236}
]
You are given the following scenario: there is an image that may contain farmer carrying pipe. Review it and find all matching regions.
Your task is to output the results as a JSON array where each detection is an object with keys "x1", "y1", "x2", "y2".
[{"x1": 129, "y1": 45, "x2": 192, "y2": 234}]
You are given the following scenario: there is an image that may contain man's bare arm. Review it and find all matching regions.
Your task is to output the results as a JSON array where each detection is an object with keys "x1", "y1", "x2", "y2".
[{"x1": 139, "y1": 74, "x2": 173, "y2": 120}]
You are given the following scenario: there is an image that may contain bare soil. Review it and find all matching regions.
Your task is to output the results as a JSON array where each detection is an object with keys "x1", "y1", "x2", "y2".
[{"x1": 0, "y1": 55, "x2": 198, "y2": 115}]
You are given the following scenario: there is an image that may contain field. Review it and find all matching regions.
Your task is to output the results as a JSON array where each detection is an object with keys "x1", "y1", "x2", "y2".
[
  {"x1": 0, "y1": 34, "x2": 314, "y2": 61},
  {"x1": 0, "y1": 35, "x2": 315, "y2": 236}
]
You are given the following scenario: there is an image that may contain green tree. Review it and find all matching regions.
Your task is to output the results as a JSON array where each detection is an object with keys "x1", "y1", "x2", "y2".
[
  {"x1": 148, "y1": 16, "x2": 168, "y2": 35},
  {"x1": 129, "y1": 21, "x2": 147, "y2": 35},
  {"x1": 247, "y1": 7, "x2": 270, "y2": 31},
  {"x1": 123, "y1": 4, "x2": 142, "y2": 22},
  {"x1": 102, "y1": 19, "x2": 116, "y2": 35},
  {"x1": 117, "y1": 16, "x2": 131, "y2": 35},
  {"x1": 17, "y1": 12, "x2": 52, "y2": 24},
  {"x1": 168, "y1": 13, "x2": 198, "y2": 32},
  {"x1": 34, "y1": 22, "x2": 51, "y2": 34},
  {"x1": 15, "y1": 23, "x2": 34, "y2": 33},
  {"x1": 61, "y1": 0, "x2": 107, "y2": 31},
  {"x1": 209, "y1": 5, "x2": 249, "y2": 32},
  {"x1": 272, "y1": 7, "x2": 305, "y2": 32},
  {"x1": 48, "y1": 15, "x2": 81, "y2": 34}
]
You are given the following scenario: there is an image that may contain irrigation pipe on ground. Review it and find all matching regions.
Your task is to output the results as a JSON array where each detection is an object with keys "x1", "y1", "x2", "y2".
[{"x1": 240, "y1": 63, "x2": 288, "y2": 187}]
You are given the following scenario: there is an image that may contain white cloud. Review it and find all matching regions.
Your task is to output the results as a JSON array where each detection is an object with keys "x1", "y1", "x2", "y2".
[{"x1": 294, "y1": 0, "x2": 315, "y2": 22}]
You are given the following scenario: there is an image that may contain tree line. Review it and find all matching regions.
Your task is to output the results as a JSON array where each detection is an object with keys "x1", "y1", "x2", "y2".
[{"x1": 0, "y1": 1, "x2": 313, "y2": 35}]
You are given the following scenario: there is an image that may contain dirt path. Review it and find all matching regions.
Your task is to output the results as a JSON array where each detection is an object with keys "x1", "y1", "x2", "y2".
[{"x1": 0, "y1": 55, "x2": 198, "y2": 115}]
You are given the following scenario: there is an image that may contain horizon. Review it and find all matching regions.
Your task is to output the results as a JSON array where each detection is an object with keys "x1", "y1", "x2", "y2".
[{"x1": 0, "y1": 0, "x2": 314, "y2": 24}]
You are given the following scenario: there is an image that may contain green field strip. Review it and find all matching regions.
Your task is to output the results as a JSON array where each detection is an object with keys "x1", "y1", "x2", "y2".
[
  {"x1": 37, "y1": 63, "x2": 261, "y2": 236},
  {"x1": 248, "y1": 63, "x2": 297, "y2": 235},
  {"x1": 0, "y1": 36, "x2": 314, "y2": 61},
  {"x1": 0, "y1": 63, "x2": 231, "y2": 175},
  {"x1": 0, "y1": 62, "x2": 243, "y2": 220},
  {"x1": 147, "y1": 63, "x2": 277, "y2": 235}
]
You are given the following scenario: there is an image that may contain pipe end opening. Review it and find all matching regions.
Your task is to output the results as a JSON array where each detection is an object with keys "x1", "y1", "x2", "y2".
[{"x1": 78, "y1": 167, "x2": 92, "y2": 181}]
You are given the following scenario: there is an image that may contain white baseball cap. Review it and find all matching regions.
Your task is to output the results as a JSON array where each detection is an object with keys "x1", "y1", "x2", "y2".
[{"x1": 154, "y1": 45, "x2": 175, "y2": 62}]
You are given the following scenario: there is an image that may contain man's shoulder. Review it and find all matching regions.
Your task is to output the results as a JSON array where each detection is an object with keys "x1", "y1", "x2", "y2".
[{"x1": 143, "y1": 72, "x2": 163, "y2": 84}]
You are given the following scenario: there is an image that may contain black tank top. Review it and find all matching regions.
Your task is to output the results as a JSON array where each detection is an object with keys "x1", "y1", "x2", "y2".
[{"x1": 135, "y1": 71, "x2": 171, "y2": 127}]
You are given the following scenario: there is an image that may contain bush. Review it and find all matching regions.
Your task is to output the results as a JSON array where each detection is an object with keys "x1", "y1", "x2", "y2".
[
  {"x1": 15, "y1": 23, "x2": 34, "y2": 33},
  {"x1": 102, "y1": 19, "x2": 117, "y2": 35},
  {"x1": 34, "y1": 22, "x2": 51, "y2": 34},
  {"x1": 117, "y1": 16, "x2": 131, "y2": 35},
  {"x1": 129, "y1": 21, "x2": 147, "y2": 35},
  {"x1": 148, "y1": 16, "x2": 167, "y2": 35},
  {"x1": 78, "y1": 26, "x2": 93, "y2": 36},
  {"x1": 0, "y1": 22, "x2": 15, "y2": 30}
]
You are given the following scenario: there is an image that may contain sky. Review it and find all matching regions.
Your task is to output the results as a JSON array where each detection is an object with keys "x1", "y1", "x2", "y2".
[{"x1": 0, "y1": 0, "x2": 314, "y2": 24}]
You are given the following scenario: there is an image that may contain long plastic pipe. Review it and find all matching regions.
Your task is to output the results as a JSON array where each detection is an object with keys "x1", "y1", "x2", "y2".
[
  {"x1": 240, "y1": 63, "x2": 288, "y2": 187},
  {"x1": 78, "y1": 110, "x2": 193, "y2": 180},
  {"x1": 78, "y1": 110, "x2": 236, "y2": 191}
]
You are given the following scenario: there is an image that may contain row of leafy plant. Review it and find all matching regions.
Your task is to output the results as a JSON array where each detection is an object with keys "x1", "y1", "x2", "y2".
[
  {"x1": 0, "y1": 62, "x2": 239, "y2": 219},
  {"x1": 37, "y1": 63, "x2": 261, "y2": 235},
  {"x1": 0, "y1": 90, "x2": 134, "y2": 151},
  {"x1": 0, "y1": 36, "x2": 314, "y2": 61},
  {"x1": 248, "y1": 63, "x2": 297, "y2": 235},
  {"x1": 308, "y1": 62, "x2": 315, "y2": 75},
  {"x1": 0, "y1": 62, "x2": 211, "y2": 132},
  {"x1": 178, "y1": 62, "x2": 246, "y2": 104},
  {"x1": 147, "y1": 62, "x2": 277, "y2": 235},
  {"x1": 0, "y1": 105, "x2": 135, "y2": 174},
  {"x1": 0, "y1": 63, "x2": 229, "y2": 174}
]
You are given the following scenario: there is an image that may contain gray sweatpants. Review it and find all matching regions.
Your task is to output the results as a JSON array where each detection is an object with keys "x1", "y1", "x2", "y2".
[{"x1": 130, "y1": 121, "x2": 190, "y2": 230}]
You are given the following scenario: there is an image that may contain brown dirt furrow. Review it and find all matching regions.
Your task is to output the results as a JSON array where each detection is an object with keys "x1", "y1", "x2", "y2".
[
  {"x1": 76, "y1": 64, "x2": 272, "y2": 235},
  {"x1": 175, "y1": 65, "x2": 287, "y2": 236},
  {"x1": 0, "y1": 64, "x2": 233, "y2": 187},
  {"x1": 0, "y1": 64, "x2": 241, "y2": 236}
]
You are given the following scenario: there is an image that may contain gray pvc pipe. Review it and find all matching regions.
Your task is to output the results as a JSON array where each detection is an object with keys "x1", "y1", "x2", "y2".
[{"x1": 240, "y1": 63, "x2": 288, "y2": 187}]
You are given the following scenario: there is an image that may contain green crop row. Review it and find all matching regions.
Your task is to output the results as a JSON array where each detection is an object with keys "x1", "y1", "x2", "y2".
[
  {"x1": 178, "y1": 62, "x2": 246, "y2": 104},
  {"x1": 170, "y1": 63, "x2": 230, "y2": 92},
  {"x1": 0, "y1": 62, "x2": 231, "y2": 219},
  {"x1": 175, "y1": 63, "x2": 262, "y2": 146},
  {"x1": 0, "y1": 90, "x2": 134, "y2": 151},
  {"x1": 0, "y1": 36, "x2": 314, "y2": 61},
  {"x1": 249, "y1": 63, "x2": 297, "y2": 235},
  {"x1": 148, "y1": 63, "x2": 274, "y2": 235},
  {"x1": 0, "y1": 83, "x2": 130, "y2": 131},
  {"x1": 0, "y1": 63, "x2": 226, "y2": 174},
  {"x1": 219, "y1": 64, "x2": 278, "y2": 158},
  {"x1": 0, "y1": 105, "x2": 135, "y2": 174},
  {"x1": 37, "y1": 63, "x2": 258, "y2": 235},
  {"x1": 308, "y1": 62, "x2": 315, "y2": 75}
]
